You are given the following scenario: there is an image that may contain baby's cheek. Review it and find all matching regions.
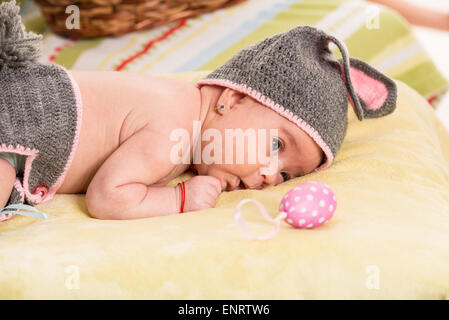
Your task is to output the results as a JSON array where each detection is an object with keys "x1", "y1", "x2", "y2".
[{"x1": 199, "y1": 132, "x2": 276, "y2": 179}]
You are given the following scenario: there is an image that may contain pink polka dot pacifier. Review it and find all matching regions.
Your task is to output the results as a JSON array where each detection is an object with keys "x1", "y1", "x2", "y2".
[
  {"x1": 234, "y1": 181, "x2": 337, "y2": 240},
  {"x1": 281, "y1": 181, "x2": 336, "y2": 229}
]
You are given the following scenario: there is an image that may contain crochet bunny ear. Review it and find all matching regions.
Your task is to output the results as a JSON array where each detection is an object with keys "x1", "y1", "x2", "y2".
[{"x1": 326, "y1": 36, "x2": 397, "y2": 121}]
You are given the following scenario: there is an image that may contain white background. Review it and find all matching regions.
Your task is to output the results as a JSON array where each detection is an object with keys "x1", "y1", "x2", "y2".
[{"x1": 405, "y1": 0, "x2": 449, "y2": 130}]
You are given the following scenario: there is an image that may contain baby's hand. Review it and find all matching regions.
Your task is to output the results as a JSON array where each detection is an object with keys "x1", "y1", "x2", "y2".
[{"x1": 182, "y1": 176, "x2": 222, "y2": 212}]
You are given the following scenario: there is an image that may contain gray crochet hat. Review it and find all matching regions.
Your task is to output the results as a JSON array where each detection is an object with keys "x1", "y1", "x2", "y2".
[{"x1": 197, "y1": 26, "x2": 397, "y2": 172}]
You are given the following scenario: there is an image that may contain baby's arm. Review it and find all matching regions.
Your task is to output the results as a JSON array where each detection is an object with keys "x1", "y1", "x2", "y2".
[
  {"x1": 85, "y1": 126, "x2": 222, "y2": 220},
  {"x1": 0, "y1": 158, "x2": 16, "y2": 209}
]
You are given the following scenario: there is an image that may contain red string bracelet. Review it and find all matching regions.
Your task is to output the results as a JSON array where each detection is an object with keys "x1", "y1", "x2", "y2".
[{"x1": 178, "y1": 181, "x2": 185, "y2": 213}]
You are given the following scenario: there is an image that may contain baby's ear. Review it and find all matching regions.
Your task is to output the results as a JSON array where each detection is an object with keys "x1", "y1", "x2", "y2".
[
  {"x1": 325, "y1": 35, "x2": 397, "y2": 120},
  {"x1": 340, "y1": 57, "x2": 397, "y2": 120}
]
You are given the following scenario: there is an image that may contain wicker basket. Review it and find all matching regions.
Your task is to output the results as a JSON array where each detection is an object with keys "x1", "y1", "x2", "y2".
[{"x1": 34, "y1": 0, "x2": 246, "y2": 39}]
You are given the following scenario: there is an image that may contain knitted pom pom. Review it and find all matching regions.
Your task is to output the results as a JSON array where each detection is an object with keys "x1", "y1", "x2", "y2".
[{"x1": 0, "y1": 0, "x2": 42, "y2": 68}]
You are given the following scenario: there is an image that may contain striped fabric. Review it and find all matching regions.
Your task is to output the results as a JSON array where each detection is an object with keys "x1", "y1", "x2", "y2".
[{"x1": 21, "y1": 0, "x2": 448, "y2": 104}]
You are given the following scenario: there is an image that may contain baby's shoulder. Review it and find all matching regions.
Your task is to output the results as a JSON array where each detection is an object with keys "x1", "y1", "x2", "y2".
[
  {"x1": 135, "y1": 75, "x2": 200, "y2": 134},
  {"x1": 121, "y1": 75, "x2": 201, "y2": 148}
]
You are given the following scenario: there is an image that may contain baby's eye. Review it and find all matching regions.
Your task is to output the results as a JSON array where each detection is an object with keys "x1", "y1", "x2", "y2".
[
  {"x1": 280, "y1": 171, "x2": 290, "y2": 182},
  {"x1": 272, "y1": 137, "x2": 284, "y2": 152}
]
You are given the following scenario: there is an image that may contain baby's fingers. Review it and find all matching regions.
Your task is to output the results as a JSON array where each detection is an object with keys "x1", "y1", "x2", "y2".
[{"x1": 208, "y1": 176, "x2": 223, "y2": 194}]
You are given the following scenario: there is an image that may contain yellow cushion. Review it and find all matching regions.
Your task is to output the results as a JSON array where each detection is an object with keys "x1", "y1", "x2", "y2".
[{"x1": 1, "y1": 72, "x2": 449, "y2": 299}]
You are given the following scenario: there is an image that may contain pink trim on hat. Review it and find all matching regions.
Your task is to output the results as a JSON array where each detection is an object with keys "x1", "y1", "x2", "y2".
[
  {"x1": 197, "y1": 79, "x2": 333, "y2": 172},
  {"x1": 44, "y1": 69, "x2": 83, "y2": 202}
]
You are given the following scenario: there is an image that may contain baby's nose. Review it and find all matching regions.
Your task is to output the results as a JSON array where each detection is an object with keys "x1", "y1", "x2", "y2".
[{"x1": 258, "y1": 162, "x2": 284, "y2": 187}]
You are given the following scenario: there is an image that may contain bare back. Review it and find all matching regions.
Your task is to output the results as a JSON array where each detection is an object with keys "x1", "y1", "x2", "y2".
[{"x1": 57, "y1": 71, "x2": 200, "y2": 194}]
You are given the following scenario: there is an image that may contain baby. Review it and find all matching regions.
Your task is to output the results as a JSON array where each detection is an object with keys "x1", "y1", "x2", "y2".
[{"x1": 0, "y1": 1, "x2": 397, "y2": 220}]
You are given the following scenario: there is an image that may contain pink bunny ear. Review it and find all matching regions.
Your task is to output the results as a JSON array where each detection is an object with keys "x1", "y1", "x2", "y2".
[
  {"x1": 325, "y1": 35, "x2": 397, "y2": 120},
  {"x1": 340, "y1": 58, "x2": 397, "y2": 119}
]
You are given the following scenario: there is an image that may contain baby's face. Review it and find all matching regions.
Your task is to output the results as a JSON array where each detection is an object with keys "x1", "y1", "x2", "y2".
[{"x1": 194, "y1": 88, "x2": 324, "y2": 191}]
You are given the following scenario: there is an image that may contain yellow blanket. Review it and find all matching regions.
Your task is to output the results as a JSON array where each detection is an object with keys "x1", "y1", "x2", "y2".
[{"x1": 1, "y1": 72, "x2": 449, "y2": 299}]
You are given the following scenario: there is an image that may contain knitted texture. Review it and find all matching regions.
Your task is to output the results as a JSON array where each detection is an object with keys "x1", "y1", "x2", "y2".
[
  {"x1": 0, "y1": 1, "x2": 79, "y2": 207},
  {"x1": 197, "y1": 26, "x2": 397, "y2": 171},
  {"x1": 0, "y1": 0, "x2": 41, "y2": 67}
]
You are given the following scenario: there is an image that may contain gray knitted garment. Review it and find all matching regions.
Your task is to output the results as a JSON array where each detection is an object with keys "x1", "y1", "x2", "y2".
[
  {"x1": 0, "y1": 1, "x2": 80, "y2": 206},
  {"x1": 197, "y1": 26, "x2": 397, "y2": 171}
]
